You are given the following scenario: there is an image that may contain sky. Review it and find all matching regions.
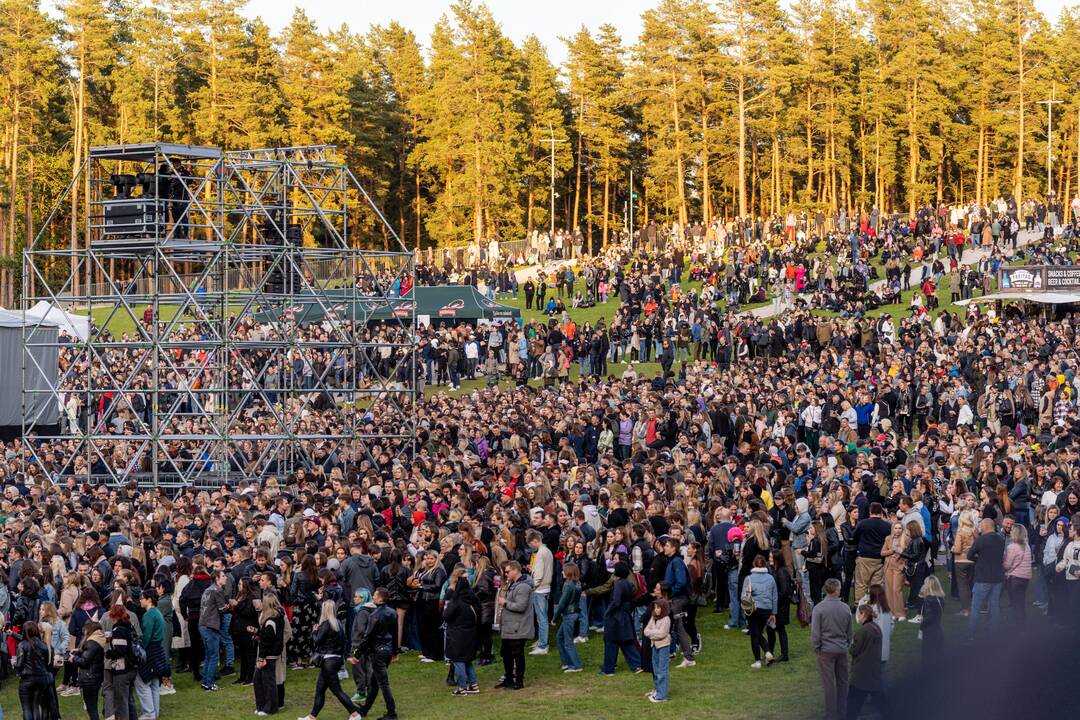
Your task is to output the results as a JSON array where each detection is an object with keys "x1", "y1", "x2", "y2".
[{"x1": 239, "y1": 0, "x2": 1077, "y2": 66}]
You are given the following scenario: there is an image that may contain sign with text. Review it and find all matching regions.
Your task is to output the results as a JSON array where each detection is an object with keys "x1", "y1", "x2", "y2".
[{"x1": 998, "y1": 265, "x2": 1080, "y2": 292}]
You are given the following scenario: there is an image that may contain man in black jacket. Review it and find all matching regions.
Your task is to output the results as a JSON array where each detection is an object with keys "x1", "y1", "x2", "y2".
[
  {"x1": 967, "y1": 518, "x2": 1005, "y2": 639},
  {"x1": 352, "y1": 587, "x2": 398, "y2": 720}
]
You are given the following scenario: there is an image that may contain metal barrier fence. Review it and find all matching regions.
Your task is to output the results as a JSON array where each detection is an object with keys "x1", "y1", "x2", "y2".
[{"x1": 422, "y1": 238, "x2": 580, "y2": 269}]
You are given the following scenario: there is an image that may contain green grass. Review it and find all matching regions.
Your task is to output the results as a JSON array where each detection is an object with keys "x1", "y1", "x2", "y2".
[
  {"x1": 0, "y1": 591, "x2": 982, "y2": 720},
  {"x1": 0, "y1": 610, "x2": 884, "y2": 720}
]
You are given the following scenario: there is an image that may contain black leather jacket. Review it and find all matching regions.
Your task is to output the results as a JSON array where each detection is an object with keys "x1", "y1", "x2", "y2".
[
  {"x1": 74, "y1": 639, "x2": 105, "y2": 687},
  {"x1": 14, "y1": 638, "x2": 51, "y2": 682},
  {"x1": 357, "y1": 604, "x2": 397, "y2": 655},
  {"x1": 312, "y1": 620, "x2": 346, "y2": 656}
]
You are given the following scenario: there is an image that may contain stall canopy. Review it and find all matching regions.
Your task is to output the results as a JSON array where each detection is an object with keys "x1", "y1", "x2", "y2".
[
  {"x1": 0, "y1": 310, "x2": 60, "y2": 427},
  {"x1": 24, "y1": 301, "x2": 91, "y2": 341},
  {"x1": 955, "y1": 291, "x2": 1080, "y2": 306},
  {"x1": 254, "y1": 285, "x2": 521, "y2": 325}
]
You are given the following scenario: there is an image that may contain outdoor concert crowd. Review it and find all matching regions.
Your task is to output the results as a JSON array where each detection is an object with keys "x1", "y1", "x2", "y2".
[{"x1": 1, "y1": 198, "x2": 1080, "y2": 720}]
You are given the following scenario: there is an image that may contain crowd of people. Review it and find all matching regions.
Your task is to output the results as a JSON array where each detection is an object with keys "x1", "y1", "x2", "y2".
[{"x1": 2, "y1": 199, "x2": 1080, "y2": 720}]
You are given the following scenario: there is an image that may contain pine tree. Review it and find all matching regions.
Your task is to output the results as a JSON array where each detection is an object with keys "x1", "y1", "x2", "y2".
[
  {"x1": 518, "y1": 35, "x2": 571, "y2": 236},
  {"x1": 415, "y1": 0, "x2": 525, "y2": 246},
  {"x1": 368, "y1": 22, "x2": 429, "y2": 248},
  {"x1": 279, "y1": 10, "x2": 351, "y2": 147},
  {"x1": 0, "y1": 0, "x2": 64, "y2": 306}
]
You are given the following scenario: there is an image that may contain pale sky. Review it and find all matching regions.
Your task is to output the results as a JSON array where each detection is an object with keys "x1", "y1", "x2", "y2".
[
  {"x1": 240, "y1": 0, "x2": 1077, "y2": 66},
  {"x1": 39, "y1": 0, "x2": 1080, "y2": 67}
]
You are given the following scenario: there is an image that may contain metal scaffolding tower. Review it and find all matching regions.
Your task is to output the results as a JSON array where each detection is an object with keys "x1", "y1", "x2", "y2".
[{"x1": 22, "y1": 142, "x2": 416, "y2": 488}]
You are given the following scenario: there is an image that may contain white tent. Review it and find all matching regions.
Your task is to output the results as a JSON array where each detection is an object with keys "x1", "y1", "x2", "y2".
[{"x1": 24, "y1": 301, "x2": 90, "y2": 341}]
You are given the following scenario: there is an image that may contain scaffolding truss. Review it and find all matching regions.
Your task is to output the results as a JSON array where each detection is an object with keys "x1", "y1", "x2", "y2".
[{"x1": 22, "y1": 142, "x2": 416, "y2": 488}]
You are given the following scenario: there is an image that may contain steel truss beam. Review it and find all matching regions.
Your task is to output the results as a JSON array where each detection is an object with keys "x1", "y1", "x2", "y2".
[{"x1": 22, "y1": 143, "x2": 416, "y2": 488}]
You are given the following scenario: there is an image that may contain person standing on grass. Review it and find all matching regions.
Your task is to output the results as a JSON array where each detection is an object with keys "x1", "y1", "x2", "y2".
[
  {"x1": 643, "y1": 599, "x2": 671, "y2": 703},
  {"x1": 551, "y1": 563, "x2": 583, "y2": 673},
  {"x1": 14, "y1": 621, "x2": 54, "y2": 720},
  {"x1": 495, "y1": 561, "x2": 534, "y2": 689},
  {"x1": 919, "y1": 576, "x2": 946, "y2": 673},
  {"x1": 599, "y1": 563, "x2": 642, "y2": 676},
  {"x1": 197, "y1": 571, "x2": 231, "y2": 691},
  {"x1": 846, "y1": 604, "x2": 886, "y2": 720},
  {"x1": 136, "y1": 589, "x2": 168, "y2": 720},
  {"x1": 967, "y1": 518, "x2": 1005, "y2": 639},
  {"x1": 811, "y1": 578, "x2": 853, "y2": 720},
  {"x1": 526, "y1": 530, "x2": 553, "y2": 655},
  {"x1": 443, "y1": 566, "x2": 482, "y2": 695},
  {"x1": 74, "y1": 620, "x2": 107, "y2": 720},
  {"x1": 352, "y1": 588, "x2": 399, "y2": 720},
  {"x1": 852, "y1": 503, "x2": 891, "y2": 603},
  {"x1": 1003, "y1": 524, "x2": 1033, "y2": 627},
  {"x1": 1054, "y1": 518, "x2": 1080, "y2": 619},
  {"x1": 659, "y1": 536, "x2": 697, "y2": 668},
  {"x1": 253, "y1": 594, "x2": 284, "y2": 716},
  {"x1": 742, "y1": 554, "x2": 777, "y2": 669},
  {"x1": 298, "y1": 599, "x2": 362, "y2": 720},
  {"x1": 104, "y1": 603, "x2": 138, "y2": 720}
]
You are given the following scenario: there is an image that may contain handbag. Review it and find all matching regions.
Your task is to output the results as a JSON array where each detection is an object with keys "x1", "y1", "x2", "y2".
[
  {"x1": 740, "y1": 575, "x2": 756, "y2": 615},
  {"x1": 311, "y1": 653, "x2": 324, "y2": 668}
]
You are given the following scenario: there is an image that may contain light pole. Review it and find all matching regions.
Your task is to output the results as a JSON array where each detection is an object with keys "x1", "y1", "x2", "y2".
[
  {"x1": 1038, "y1": 82, "x2": 1063, "y2": 200},
  {"x1": 540, "y1": 124, "x2": 566, "y2": 238}
]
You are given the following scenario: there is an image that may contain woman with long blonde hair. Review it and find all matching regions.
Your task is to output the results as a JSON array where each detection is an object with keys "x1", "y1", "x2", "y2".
[{"x1": 254, "y1": 593, "x2": 284, "y2": 715}]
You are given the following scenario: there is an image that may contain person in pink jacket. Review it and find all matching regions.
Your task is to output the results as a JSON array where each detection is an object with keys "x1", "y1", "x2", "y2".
[{"x1": 1003, "y1": 524, "x2": 1033, "y2": 627}]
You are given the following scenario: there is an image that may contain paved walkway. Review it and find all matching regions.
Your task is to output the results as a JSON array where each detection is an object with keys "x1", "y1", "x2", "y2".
[{"x1": 750, "y1": 228, "x2": 1041, "y2": 319}]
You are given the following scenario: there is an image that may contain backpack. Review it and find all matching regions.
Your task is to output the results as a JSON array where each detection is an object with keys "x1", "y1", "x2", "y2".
[{"x1": 630, "y1": 572, "x2": 649, "y2": 605}]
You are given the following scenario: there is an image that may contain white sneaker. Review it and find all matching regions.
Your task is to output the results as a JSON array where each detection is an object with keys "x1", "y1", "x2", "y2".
[
  {"x1": 563, "y1": 667, "x2": 583, "y2": 673},
  {"x1": 750, "y1": 660, "x2": 762, "y2": 669},
  {"x1": 676, "y1": 658, "x2": 696, "y2": 668},
  {"x1": 159, "y1": 685, "x2": 176, "y2": 695},
  {"x1": 529, "y1": 646, "x2": 549, "y2": 655},
  {"x1": 573, "y1": 636, "x2": 587, "y2": 644},
  {"x1": 895, "y1": 616, "x2": 905, "y2": 622},
  {"x1": 255, "y1": 713, "x2": 268, "y2": 717},
  {"x1": 419, "y1": 656, "x2": 435, "y2": 663},
  {"x1": 60, "y1": 687, "x2": 81, "y2": 697},
  {"x1": 909, "y1": 615, "x2": 922, "y2": 625},
  {"x1": 765, "y1": 652, "x2": 774, "y2": 662}
]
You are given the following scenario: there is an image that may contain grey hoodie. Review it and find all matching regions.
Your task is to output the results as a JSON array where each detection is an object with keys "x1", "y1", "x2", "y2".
[{"x1": 339, "y1": 553, "x2": 379, "y2": 598}]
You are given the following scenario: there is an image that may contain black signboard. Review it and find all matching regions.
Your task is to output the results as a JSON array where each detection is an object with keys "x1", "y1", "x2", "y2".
[
  {"x1": 999, "y1": 266, "x2": 1043, "y2": 290},
  {"x1": 1044, "y1": 266, "x2": 1080, "y2": 292},
  {"x1": 998, "y1": 265, "x2": 1080, "y2": 292}
]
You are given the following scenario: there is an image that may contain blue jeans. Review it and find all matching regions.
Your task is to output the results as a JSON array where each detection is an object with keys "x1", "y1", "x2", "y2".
[
  {"x1": 651, "y1": 645, "x2": 670, "y2": 700},
  {"x1": 198, "y1": 626, "x2": 221, "y2": 687},
  {"x1": 968, "y1": 582, "x2": 1002, "y2": 637},
  {"x1": 532, "y1": 592, "x2": 550, "y2": 649},
  {"x1": 576, "y1": 594, "x2": 589, "y2": 638},
  {"x1": 727, "y1": 569, "x2": 744, "y2": 627},
  {"x1": 556, "y1": 613, "x2": 582, "y2": 670},
  {"x1": 220, "y1": 613, "x2": 234, "y2": 667},
  {"x1": 452, "y1": 661, "x2": 476, "y2": 689},
  {"x1": 601, "y1": 635, "x2": 641, "y2": 674},
  {"x1": 633, "y1": 605, "x2": 647, "y2": 642}
]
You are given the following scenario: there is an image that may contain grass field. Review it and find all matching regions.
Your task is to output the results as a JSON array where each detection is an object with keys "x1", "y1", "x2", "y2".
[{"x1": 0, "y1": 604, "x2": 937, "y2": 720}]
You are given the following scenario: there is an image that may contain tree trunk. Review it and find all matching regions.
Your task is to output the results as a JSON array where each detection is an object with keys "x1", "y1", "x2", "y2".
[
  {"x1": 1015, "y1": 3, "x2": 1025, "y2": 209},
  {"x1": 572, "y1": 95, "x2": 584, "y2": 232},
  {"x1": 670, "y1": 62, "x2": 687, "y2": 229},
  {"x1": 908, "y1": 77, "x2": 919, "y2": 217},
  {"x1": 975, "y1": 125, "x2": 985, "y2": 207}
]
